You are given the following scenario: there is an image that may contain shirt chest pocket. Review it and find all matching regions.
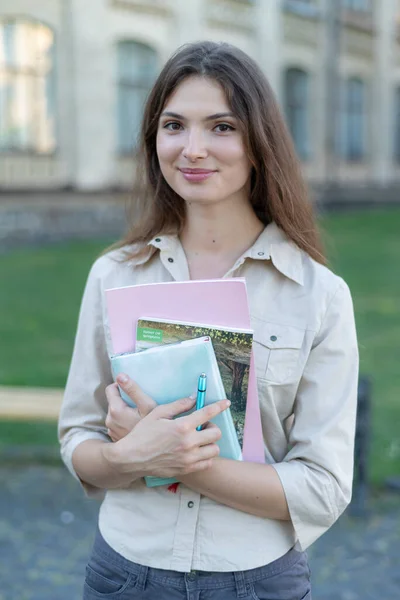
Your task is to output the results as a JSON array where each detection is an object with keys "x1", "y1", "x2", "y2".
[{"x1": 252, "y1": 321, "x2": 305, "y2": 385}]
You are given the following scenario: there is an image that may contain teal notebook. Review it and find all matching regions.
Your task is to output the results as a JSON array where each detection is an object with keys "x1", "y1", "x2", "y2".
[
  {"x1": 136, "y1": 317, "x2": 253, "y2": 450},
  {"x1": 110, "y1": 336, "x2": 242, "y2": 487}
]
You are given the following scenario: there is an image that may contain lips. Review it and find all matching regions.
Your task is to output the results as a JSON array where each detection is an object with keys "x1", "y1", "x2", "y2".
[
  {"x1": 179, "y1": 168, "x2": 216, "y2": 174},
  {"x1": 178, "y1": 167, "x2": 216, "y2": 182}
]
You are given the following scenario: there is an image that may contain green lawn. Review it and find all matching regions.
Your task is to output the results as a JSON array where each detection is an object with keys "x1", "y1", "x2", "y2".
[
  {"x1": 320, "y1": 209, "x2": 400, "y2": 487},
  {"x1": 1, "y1": 209, "x2": 399, "y2": 486},
  {"x1": 0, "y1": 239, "x2": 113, "y2": 388},
  {"x1": 0, "y1": 419, "x2": 58, "y2": 446}
]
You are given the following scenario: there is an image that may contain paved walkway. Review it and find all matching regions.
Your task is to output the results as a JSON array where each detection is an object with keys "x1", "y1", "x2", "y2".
[
  {"x1": 1, "y1": 387, "x2": 399, "y2": 598},
  {"x1": 0, "y1": 465, "x2": 399, "y2": 600}
]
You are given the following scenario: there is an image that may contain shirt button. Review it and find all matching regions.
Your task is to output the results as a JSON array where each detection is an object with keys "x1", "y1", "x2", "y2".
[
  {"x1": 155, "y1": 238, "x2": 161, "y2": 242},
  {"x1": 270, "y1": 335, "x2": 277, "y2": 342},
  {"x1": 258, "y1": 251, "x2": 264, "y2": 256},
  {"x1": 168, "y1": 257, "x2": 174, "y2": 263},
  {"x1": 187, "y1": 501, "x2": 194, "y2": 508}
]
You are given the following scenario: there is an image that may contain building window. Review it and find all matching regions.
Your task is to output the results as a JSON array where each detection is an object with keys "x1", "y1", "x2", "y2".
[
  {"x1": 337, "y1": 77, "x2": 366, "y2": 161},
  {"x1": 342, "y1": 0, "x2": 370, "y2": 11},
  {"x1": 284, "y1": 68, "x2": 310, "y2": 160},
  {"x1": 393, "y1": 87, "x2": 400, "y2": 163},
  {"x1": 116, "y1": 41, "x2": 158, "y2": 154},
  {"x1": 0, "y1": 19, "x2": 56, "y2": 153},
  {"x1": 284, "y1": 0, "x2": 319, "y2": 19}
]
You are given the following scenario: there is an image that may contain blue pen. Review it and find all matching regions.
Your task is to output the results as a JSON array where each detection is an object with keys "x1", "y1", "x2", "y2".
[{"x1": 196, "y1": 373, "x2": 207, "y2": 431}]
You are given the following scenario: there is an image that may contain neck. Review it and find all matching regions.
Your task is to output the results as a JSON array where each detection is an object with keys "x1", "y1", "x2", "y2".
[{"x1": 179, "y1": 195, "x2": 264, "y2": 264}]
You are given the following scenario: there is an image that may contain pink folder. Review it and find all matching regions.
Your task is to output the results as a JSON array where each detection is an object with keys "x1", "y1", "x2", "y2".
[{"x1": 105, "y1": 278, "x2": 264, "y2": 463}]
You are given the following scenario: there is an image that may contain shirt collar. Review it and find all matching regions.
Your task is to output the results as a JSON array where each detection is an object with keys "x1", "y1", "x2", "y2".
[
  {"x1": 135, "y1": 222, "x2": 304, "y2": 286},
  {"x1": 246, "y1": 222, "x2": 304, "y2": 286},
  {"x1": 126, "y1": 235, "x2": 183, "y2": 267},
  {"x1": 147, "y1": 234, "x2": 182, "y2": 255}
]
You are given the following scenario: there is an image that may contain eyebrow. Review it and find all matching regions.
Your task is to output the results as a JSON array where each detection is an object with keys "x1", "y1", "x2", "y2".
[{"x1": 160, "y1": 111, "x2": 236, "y2": 121}]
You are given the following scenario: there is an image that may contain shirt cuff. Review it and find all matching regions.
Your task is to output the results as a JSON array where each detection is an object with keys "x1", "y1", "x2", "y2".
[
  {"x1": 60, "y1": 430, "x2": 109, "y2": 500},
  {"x1": 271, "y1": 461, "x2": 338, "y2": 550}
]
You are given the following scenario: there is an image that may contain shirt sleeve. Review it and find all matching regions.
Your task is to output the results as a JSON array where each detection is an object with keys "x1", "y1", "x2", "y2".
[
  {"x1": 58, "y1": 258, "x2": 113, "y2": 499},
  {"x1": 272, "y1": 279, "x2": 359, "y2": 549}
]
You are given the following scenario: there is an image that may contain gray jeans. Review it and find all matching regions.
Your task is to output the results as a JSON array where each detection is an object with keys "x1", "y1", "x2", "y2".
[{"x1": 83, "y1": 528, "x2": 311, "y2": 600}]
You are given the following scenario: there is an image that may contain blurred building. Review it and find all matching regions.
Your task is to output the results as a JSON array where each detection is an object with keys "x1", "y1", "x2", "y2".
[{"x1": 0, "y1": 0, "x2": 399, "y2": 202}]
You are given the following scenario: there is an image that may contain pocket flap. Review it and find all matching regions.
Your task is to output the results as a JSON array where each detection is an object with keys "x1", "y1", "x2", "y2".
[{"x1": 253, "y1": 320, "x2": 305, "y2": 350}]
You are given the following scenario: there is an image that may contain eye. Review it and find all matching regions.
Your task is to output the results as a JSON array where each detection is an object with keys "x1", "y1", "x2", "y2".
[
  {"x1": 163, "y1": 121, "x2": 182, "y2": 131},
  {"x1": 214, "y1": 123, "x2": 235, "y2": 133}
]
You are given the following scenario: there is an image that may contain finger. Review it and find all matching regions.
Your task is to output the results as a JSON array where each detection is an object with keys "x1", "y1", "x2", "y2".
[
  {"x1": 191, "y1": 424, "x2": 222, "y2": 447},
  {"x1": 106, "y1": 384, "x2": 130, "y2": 413},
  {"x1": 107, "y1": 428, "x2": 118, "y2": 443},
  {"x1": 105, "y1": 382, "x2": 122, "y2": 403},
  {"x1": 105, "y1": 410, "x2": 126, "y2": 432},
  {"x1": 187, "y1": 444, "x2": 220, "y2": 468},
  {"x1": 116, "y1": 374, "x2": 157, "y2": 417},
  {"x1": 202, "y1": 422, "x2": 220, "y2": 432},
  {"x1": 106, "y1": 389, "x2": 135, "y2": 430},
  {"x1": 153, "y1": 396, "x2": 196, "y2": 420},
  {"x1": 183, "y1": 399, "x2": 231, "y2": 429},
  {"x1": 107, "y1": 426, "x2": 127, "y2": 443},
  {"x1": 185, "y1": 458, "x2": 214, "y2": 474},
  {"x1": 193, "y1": 443, "x2": 220, "y2": 462},
  {"x1": 180, "y1": 445, "x2": 219, "y2": 474},
  {"x1": 106, "y1": 418, "x2": 127, "y2": 435}
]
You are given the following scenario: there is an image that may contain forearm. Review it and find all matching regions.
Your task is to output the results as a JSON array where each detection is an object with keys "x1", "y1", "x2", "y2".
[
  {"x1": 180, "y1": 458, "x2": 290, "y2": 521},
  {"x1": 72, "y1": 439, "x2": 142, "y2": 490}
]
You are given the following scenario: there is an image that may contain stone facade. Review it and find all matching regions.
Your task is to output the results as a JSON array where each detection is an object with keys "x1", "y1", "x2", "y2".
[{"x1": 1, "y1": 0, "x2": 400, "y2": 200}]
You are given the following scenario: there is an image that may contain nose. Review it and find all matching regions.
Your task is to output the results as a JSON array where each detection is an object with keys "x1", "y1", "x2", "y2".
[{"x1": 182, "y1": 128, "x2": 208, "y2": 162}]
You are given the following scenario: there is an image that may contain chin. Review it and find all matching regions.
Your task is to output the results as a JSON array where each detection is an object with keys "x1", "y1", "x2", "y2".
[
  {"x1": 178, "y1": 189, "x2": 222, "y2": 205},
  {"x1": 169, "y1": 182, "x2": 217, "y2": 204}
]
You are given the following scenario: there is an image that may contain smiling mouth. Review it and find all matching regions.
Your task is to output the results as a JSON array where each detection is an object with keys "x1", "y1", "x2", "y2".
[
  {"x1": 178, "y1": 168, "x2": 216, "y2": 174},
  {"x1": 178, "y1": 168, "x2": 216, "y2": 182}
]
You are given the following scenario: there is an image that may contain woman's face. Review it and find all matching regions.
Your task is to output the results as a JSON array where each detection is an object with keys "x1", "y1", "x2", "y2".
[{"x1": 156, "y1": 76, "x2": 252, "y2": 207}]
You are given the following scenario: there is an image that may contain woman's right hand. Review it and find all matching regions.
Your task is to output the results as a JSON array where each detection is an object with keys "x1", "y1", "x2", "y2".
[
  {"x1": 102, "y1": 381, "x2": 229, "y2": 479},
  {"x1": 105, "y1": 377, "x2": 158, "y2": 442}
]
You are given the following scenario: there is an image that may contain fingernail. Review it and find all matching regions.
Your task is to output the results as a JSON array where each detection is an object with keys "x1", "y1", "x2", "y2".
[
  {"x1": 226, "y1": 400, "x2": 231, "y2": 407},
  {"x1": 189, "y1": 394, "x2": 196, "y2": 400},
  {"x1": 117, "y1": 373, "x2": 128, "y2": 384}
]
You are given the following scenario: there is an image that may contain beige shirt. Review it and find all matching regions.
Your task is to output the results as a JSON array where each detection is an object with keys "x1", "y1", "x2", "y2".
[{"x1": 58, "y1": 222, "x2": 359, "y2": 572}]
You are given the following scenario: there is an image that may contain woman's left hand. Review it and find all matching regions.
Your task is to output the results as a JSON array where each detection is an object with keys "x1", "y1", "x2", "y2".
[{"x1": 105, "y1": 374, "x2": 157, "y2": 442}]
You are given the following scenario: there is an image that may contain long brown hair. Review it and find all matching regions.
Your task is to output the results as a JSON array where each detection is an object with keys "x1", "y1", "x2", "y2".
[{"x1": 114, "y1": 41, "x2": 325, "y2": 264}]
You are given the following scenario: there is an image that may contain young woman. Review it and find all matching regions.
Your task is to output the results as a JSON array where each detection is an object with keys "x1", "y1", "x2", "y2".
[{"x1": 59, "y1": 41, "x2": 358, "y2": 600}]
